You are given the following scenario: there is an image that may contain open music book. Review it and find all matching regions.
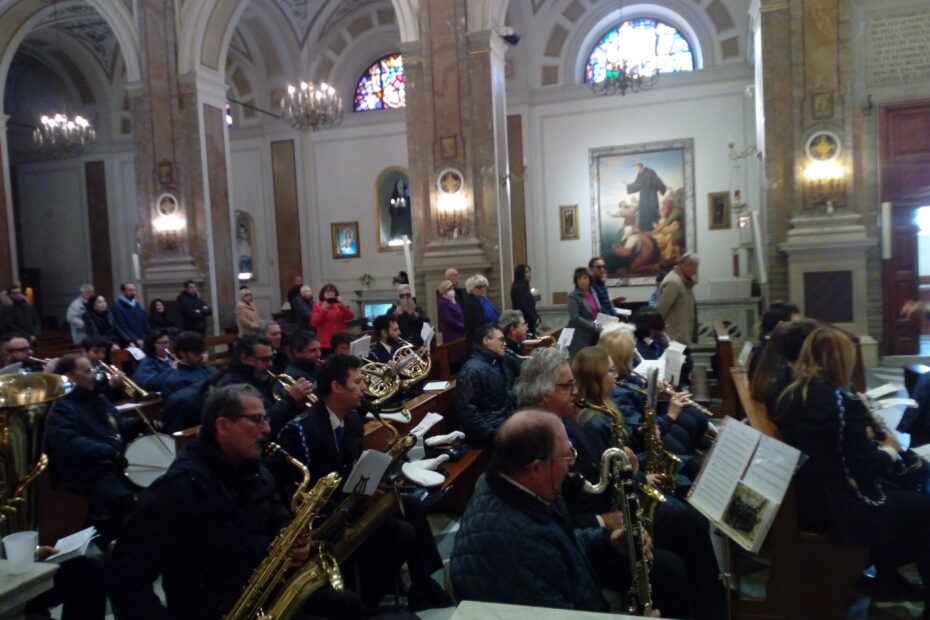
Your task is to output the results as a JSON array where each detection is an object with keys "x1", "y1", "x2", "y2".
[
  {"x1": 45, "y1": 526, "x2": 98, "y2": 563},
  {"x1": 687, "y1": 418, "x2": 801, "y2": 553}
]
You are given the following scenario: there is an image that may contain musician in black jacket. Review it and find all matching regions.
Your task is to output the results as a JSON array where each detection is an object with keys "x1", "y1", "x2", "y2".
[
  {"x1": 273, "y1": 354, "x2": 449, "y2": 612},
  {"x1": 367, "y1": 314, "x2": 401, "y2": 365},
  {"x1": 214, "y1": 335, "x2": 312, "y2": 436},
  {"x1": 108, "y1": 384, "x2": 363, "y2": 620},
  {"x1": 45, "y1": 354, "x2": 138, "y2": 545}
]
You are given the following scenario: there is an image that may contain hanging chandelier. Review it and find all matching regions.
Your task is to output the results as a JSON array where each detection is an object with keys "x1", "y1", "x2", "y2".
[
  {"x1": 590, "y1": 64, "x2": 658, "y2": 96},
  {"x1": 33, "y1": 113, "x2": 96, "y2": 156},
  {"x1": 280, "y1": 81, "x2": 343, "y2": 130}
]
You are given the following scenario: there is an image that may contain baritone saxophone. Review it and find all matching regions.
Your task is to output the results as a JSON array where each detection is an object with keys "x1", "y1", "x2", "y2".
[{"x1": 223, "y1": 443, "x2": 342, "y2": 620}]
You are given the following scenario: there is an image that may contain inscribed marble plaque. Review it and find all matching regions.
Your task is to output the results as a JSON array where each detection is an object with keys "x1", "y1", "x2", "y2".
[{"x1": 866, "y1": 6, "x2": 930, "y2": 87}]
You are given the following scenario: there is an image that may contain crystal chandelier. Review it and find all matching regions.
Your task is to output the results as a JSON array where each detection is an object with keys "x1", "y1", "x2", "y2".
[
  {"x1": 590, "y1": 65, "x2": 658, "y2": 96},
  {"x1": 33, "y1": 113, "x2": 96, "y2": 156},
  {"x1": 280, "y1": 81, "x2": 343, "y2": 130}
]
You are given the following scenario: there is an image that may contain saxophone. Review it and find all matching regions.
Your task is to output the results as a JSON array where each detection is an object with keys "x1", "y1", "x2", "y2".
[
  {"x1": 224, "y1": 443, "x2": 342, "y2": 620},
  {"x1": 641, "y1": 367, "x2": 681, "y2": 531},
  {"x1": 310, "y1": 432, "x2": 417, "y2": 564},
  {"x1": 572, "y1": 447, "x2": 657, "y2": 616},
  {"x1": 573, "y1": 397, "x2": 629, "y2": 447}
]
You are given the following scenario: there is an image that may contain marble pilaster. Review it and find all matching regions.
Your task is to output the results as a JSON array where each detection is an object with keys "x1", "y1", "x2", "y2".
[{"x1": 0, "y1": 114, "x2": 16, "y2": 282}]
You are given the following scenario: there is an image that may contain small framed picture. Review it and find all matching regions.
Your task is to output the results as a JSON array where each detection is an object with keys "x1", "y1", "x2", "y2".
[
  {"x1": 708, "y1": 192, "x2": 732, "y2": 230},
  {"x1": 331, "y1": 221, "x2": 360, "y2": 259},
  {"x1": 559, "y1": 204, "x2": 579, "y2": 240},
  {"x1": 811, "y1": 92, "x2": 834, "y2": 120}
]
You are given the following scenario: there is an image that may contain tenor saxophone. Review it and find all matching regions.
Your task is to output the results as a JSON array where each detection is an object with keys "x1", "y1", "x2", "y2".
[
  {"x1": 571, "y1": 447, "x2": 657, "y2": 616},
  {"x1": 641, "y1": 367, "x2": 681, "y2": 532},
  {"x1": 310, "y1": 432, "x2": 417, "y2": 563},
  {"x1": 224, "y1": 443, "x2": 342, "y2": 620}
]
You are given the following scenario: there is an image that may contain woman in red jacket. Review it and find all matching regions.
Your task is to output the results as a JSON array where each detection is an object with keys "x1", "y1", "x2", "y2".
[{"x1": 311, "y1": 283, "x2": 354, "y2": 354}]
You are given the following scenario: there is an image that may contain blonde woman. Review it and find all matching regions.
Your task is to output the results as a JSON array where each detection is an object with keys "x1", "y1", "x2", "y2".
[{"x1": 234, "y1": 288, "x2": 262, "y2": 334}]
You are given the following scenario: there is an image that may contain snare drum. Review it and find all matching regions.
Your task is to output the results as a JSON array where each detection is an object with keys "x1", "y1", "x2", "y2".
[{"x1": 125, "y1": 434, "x2": 176, "y2": 487}]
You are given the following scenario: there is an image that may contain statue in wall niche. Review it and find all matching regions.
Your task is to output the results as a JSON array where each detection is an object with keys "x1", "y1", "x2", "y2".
[
  {"x1": 235, "y1": 211, "x2": 254, "y2": 278},
  {"x1": 388, "y1": 178, "x2": 412, "y2": 242}
]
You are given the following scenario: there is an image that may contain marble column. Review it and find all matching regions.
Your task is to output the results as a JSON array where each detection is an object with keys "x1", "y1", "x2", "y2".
[
  {"x1": 130, "y1": 0, "x2": 235, "y2": 331},
  {"x1": 401, "y1": 0, "x2": 512, "y2": 331},
  {"x1": 0, "y1": 114, "x2": 16, "y2": 282}
]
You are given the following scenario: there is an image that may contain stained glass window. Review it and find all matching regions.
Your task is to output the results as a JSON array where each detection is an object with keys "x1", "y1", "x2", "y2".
[
  {"x1": 585, "y1": 18, "x2": 694, "y2": 84},
  {"x1": 354, "y1": 53, "x2": 405, "y2": 112}
]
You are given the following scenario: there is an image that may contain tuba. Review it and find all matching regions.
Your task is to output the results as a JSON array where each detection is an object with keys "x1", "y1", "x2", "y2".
[
  {"x1": 224, "y1": 443, "x2": 342, "y2": 620},
  {"x1": 569, "y1": 447, "x2": 657, "y2": 616},
  {"x1": 393, "y1": 339, "x2": 432, "y2": 391},
  {"x1": 0, "y1": 372, "x2": 72, "y2": 535}
]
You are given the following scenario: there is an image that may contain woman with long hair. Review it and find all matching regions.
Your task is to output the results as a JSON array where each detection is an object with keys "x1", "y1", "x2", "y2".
[
  {"x1": 83, "y1": 294, "x2": 119, "y2": 349},
  {"x1": 510, "y1": 264, "x2": 540, "y2": 334},
  {"x1": 773, "y1": 326, "x2": 930, "y2": 609},
  {"x1": 148, "y1": 298, "x2": 178, "y2": 339}
]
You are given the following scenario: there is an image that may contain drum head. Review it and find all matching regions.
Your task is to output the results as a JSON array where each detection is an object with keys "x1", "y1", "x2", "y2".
[{"x1": 125, "y1": 434, "x2": 176, "y2": 487}]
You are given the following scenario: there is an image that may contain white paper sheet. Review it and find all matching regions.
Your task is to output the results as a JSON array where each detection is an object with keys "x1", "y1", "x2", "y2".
[
  {"x1": 421, "y1": 323, "x2": 435, "y2": 347},
  {"x1": 737, "y1": 341, "x2": 753, "y2": 370},
  {"x1": 45, "y1": 526, "x2": 98, "y2": 563},
  {"x1": 350, "y1": 335, "x2": 372, "y2": 359},
  {"x1": 342, "y1": 449, "x2": 392, "y2": 496},
  {"x1": 557, "y1": 328, "x2": 575, "y2": 350},
  {"x1": 423, "y1": 381, "x2": 450, "y2": 391},
  {"x1": 865, "y1": 383, "x2": 904, "y2": 400},
  {"x1": 596, "y1": 312, "x2": 619, "y2": 326}
]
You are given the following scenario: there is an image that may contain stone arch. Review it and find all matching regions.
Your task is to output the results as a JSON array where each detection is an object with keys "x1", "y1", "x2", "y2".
[
  {"x1": 466, "y1": 0, "x2": 511, "y2": 34},
  {"x1": 0, "y1": 0, "x2": 141, "y2": 115},
  {"x1": 177, "y1": 0, "x2": 251, "y2": 76}
]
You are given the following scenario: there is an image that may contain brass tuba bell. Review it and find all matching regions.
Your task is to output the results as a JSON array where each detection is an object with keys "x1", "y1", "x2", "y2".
[{"x1": 0, "y1": 372, "x2": 72, "y2": 535}]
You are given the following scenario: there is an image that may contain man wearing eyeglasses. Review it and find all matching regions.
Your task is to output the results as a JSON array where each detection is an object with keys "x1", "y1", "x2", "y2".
[
  {"x1": 0, "y1": 332, "x2": 55, "y2": 371},
  {"x1": 453, "y1": 323, "x2": 521, "y2": 447},
  {"x1": 215, "y1": 334, "x2": 313, "y2": 436},
  {"x1": 273, "y1": 354, "x2": 450, "y2": 612},
  {"x1": 108, "y1": 384, "x2": 364, "y2": 619},
  {"x1": 388, "y1": 284, "x2": 430, "y2": 347},
  {"x1": 517, "y1": 348, "x2": 725, "y2": 618},
  {"x1": 451, "y1": 409, "x2": 638, "y2": 612},
  {"x1": 588, "y1": 257, "x2": 621, "y2": 318}
]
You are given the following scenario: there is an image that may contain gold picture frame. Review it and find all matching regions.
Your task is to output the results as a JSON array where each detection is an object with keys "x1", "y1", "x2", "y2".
[
  {"x1": 559, "y1": 205, "x2": 579, "y2": 240},
  {"x1": 708, "y1": 192, "x2": 732, "y2": 230},
  {"x1": 331, "y1": 221, "x2": 360, "y2": 259}
]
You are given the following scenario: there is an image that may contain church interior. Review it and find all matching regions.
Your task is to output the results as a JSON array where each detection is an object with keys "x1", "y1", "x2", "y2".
[{"x1": 1, "y1": 0, "x2": 930, "y2": 618}]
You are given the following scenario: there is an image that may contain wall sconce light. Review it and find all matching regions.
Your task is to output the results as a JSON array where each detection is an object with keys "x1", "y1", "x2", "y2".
[
  {"x1": 803, "y1": 131, "x2": 844, "y2": 211},
  {"x1": 436, "y1": 167, "x2": 469, "y2": 238},
  {"x1": 153, "y1": 192, "x2": 184, "y2": 251}
]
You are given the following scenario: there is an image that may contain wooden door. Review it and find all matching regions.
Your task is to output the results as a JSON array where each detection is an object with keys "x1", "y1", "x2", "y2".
[{"x1": 880, "y1": 100, "x2": 930, "y2": 355}]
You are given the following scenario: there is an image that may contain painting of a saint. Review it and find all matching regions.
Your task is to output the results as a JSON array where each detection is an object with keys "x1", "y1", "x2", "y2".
[{"x1": 591, "y1": 139, "x2": 695, "y2": 284}]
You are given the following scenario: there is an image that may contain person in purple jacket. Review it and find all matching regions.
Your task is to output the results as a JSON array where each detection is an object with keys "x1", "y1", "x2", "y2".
[{"x1": 437, "y1": 279, "x2": 464, "y2": 344}]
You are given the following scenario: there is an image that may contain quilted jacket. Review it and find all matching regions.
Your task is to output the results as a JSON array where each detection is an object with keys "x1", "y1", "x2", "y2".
[
  {"x1": 450, "y1": 470, "x2": 612, "y2": 611},
  {"x1": 452, "y1": 345, "x2": 520, "y2": 446}
]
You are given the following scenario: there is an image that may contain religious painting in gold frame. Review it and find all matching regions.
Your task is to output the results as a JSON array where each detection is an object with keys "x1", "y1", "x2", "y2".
[
  {"x1": 331, "y1": 222, "x2": 360, "y2": 259},
  {"x1": 559, "y1": 205, "x2": 579, "y2": 240},
  {"x1": 707, "y1": 192, "x2": 732, "y2": 230}
]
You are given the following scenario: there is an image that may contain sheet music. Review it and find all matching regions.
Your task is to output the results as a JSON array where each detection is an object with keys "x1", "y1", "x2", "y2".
[
  {"x1": 421, "y1": 322, "x2": 435, "y2": 347},
  {"x1": 45, "y1": 526, "x2": 98, "y2": 563},
  {"x1": 596, "y1": 312, "x2": 619, "y2": 326},
  {"x1": 737, "y1": 341, "x2": 753, "y2": 370},
  {"x1": 865, "y1": 383, "x2": 903, "y2": 400},
  {"x1": 349, "y1": 335, "x2": 372, "y2": 359},
  {"x1": 556, "y1": 328, "x2": 575, "y2": 351},
  {"x1": 342, "y1": 449, "x2": 392, "y2": 496}
]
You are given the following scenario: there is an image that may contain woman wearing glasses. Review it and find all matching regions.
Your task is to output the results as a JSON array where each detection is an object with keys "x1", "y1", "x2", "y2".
[
  {"x1": 463, "y1": 274, "x2": 500, "y2": 343},
  {"x1": 388, "y1": 283, "x2": 430, "y2": 346}
]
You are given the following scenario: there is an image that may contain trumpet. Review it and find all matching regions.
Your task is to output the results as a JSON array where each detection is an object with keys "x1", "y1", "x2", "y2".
[
  {"x1": 99, "y1": 361, "x2": 155, "y2": 401},
  {"x1": 268, "y1": 371, "x2": 317, "y2": 408}
]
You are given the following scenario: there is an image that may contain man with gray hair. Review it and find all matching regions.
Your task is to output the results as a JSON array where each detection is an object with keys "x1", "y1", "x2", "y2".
[
  {"x1": 259, "y1": 320, "x2": 288, "y2": 373},
  {"x1": 108, "y1": 384, "x2": 364, "y2": 619},
  {"x1": 444, "y1": 267, "x2": 465, "y2": 306},
  {"x1": 498, "y1": 309, "x2": 528, "y2": 359},
  {"x1": 656, "y1": 252, "x2": 699, "y2": 347},
  {"x1": 291, "y1": 285, "x2": 315, "y2": 330},
  {"x1": 66, "y1": 283, "x2": 95, "y2": 342},
  {"x1": 389, "y1": 283, "x2": 430, "y2": 346}
]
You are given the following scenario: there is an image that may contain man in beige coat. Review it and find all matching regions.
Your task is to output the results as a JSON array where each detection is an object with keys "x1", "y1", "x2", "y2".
[{"x1": 656, "y1": 253, "x2": 699, "y2": 346}]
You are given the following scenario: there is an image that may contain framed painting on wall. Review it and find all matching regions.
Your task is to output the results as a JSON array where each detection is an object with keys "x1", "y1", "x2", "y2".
[
  {"x1": 590, "y1": 138, "x2": 695, "y2": 285},
  {"x1": 707, "y1": 192, "x2": 732, "y2": 230},
  {"x1": 374, "y1": 167, "x2": 412, "y2": 251},
  {"x1": 331, "y1": 222, "x2": 360, "y2": 259},
  {"x1": 559, "y1": 205, "x2": 579, "y2": 240}
]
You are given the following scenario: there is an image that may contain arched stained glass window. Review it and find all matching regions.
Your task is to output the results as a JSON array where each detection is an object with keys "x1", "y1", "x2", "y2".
[
  {"x1": 354, "y1": 53, "x2": 405, "y2": 112},
  {"x1": 585, "y1": 18, "x2": 693, "y2": 84}
]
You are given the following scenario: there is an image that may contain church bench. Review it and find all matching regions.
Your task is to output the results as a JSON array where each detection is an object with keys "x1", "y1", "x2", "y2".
[
  {"x1": 728, "y1": 367, "x2": 869, "y2": 620},
  {"x1": 204, "y1": 333, "x2": 236, "y2": 368},
  {"x1": 33, "y1": 341, "x2": 82, "y2": 361},
  {"x1": 36, "y1": 471, "x2": 88, "y2": 548},
  {"x1": 430, "y1": 338, "x2": 468, "y2": 381},
  {"x1": 904, "y1": 363, "x2": 930, "y2": 396},
  {"x1": 712, "y1": 321, "x2": 738, "y2": 418}
]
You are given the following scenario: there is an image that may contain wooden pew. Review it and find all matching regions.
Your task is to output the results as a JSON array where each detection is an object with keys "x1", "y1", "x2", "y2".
[
  {"x1": 205, "y1": 333, "x2": 236, "y2": 368},
  {"x1": 904, "y1": 363, "x2": 930, "y2": 396},
  {"x1": 430, "y1": 338, "x2": 468, "y2": 381},
  {"x1": 36, "y1": 472, "x2": 88, "y2": 547},
  {"x1": 729, "y1": 368, "x2": 869, "y2": 620},
  {"x1": 712, "y1": 321, "x2": 738, "y2": 418}
]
